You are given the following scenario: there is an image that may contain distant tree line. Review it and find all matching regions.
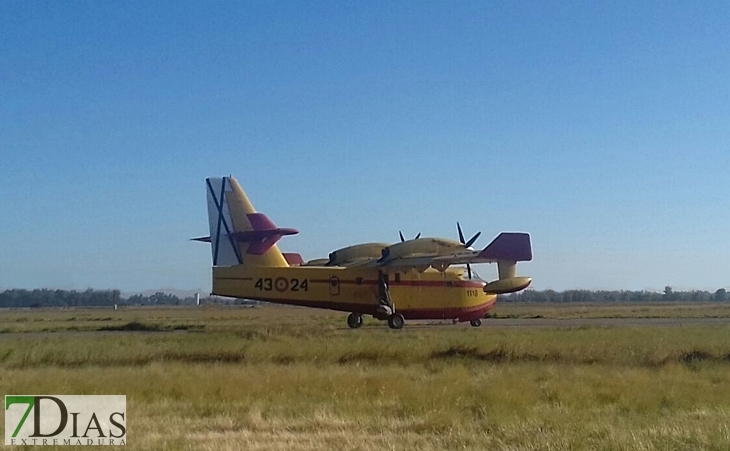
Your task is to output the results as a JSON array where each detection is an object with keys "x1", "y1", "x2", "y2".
[
  {"x1": 503, "y1": 287, "x2": 728, "y2": 303},
  {"x1": 0, "y1": 287, "x2": 727, "y2": 308},
  {"x1": 125, "y1": 291, "x2": 197, "y2": 306},
  {"x1": 0, "y1": 289, "x2": 198, "y2": 308}
]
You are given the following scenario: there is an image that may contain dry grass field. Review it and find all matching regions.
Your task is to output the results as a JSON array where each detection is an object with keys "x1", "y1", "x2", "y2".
[{"x1": 2, "y1": 303, "x2": 730, "y2": 450}]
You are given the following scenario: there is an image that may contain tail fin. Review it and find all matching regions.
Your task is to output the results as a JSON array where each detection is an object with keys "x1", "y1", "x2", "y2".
[{"x1": 202, "y1": 176, "x2": 296, "y2": 267}]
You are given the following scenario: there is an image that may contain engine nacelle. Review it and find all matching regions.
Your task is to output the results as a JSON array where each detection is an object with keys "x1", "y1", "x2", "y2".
[
  {"x1": 380, "y1": 238, "x2": 464, "y2": 261},
  {"x1": 328, "y1": 243, "x2": 388, "y2": 266}
]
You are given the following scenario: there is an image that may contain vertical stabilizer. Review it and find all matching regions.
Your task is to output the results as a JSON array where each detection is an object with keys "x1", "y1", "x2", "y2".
[{"x1": 204, "y1": 177, "x2": 293, "y2": 267}]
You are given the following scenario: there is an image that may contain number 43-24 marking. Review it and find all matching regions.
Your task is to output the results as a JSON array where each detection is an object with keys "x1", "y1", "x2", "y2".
[{"x1": 255, "y1": 278, "x2": 308, "y2": 292}]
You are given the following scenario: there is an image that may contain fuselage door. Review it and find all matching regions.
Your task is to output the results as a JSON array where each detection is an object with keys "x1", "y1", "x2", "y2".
[{"x1": 329, "y1": 276, "x2": 340, "y2": 297}]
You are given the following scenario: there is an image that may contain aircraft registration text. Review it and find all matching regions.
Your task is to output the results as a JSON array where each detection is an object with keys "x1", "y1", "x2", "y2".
[{"x1": 255, "y1": 278, "x2": 309, "y2": 292}]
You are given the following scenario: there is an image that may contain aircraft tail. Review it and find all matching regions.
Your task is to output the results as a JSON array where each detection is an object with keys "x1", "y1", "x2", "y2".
[{"x1": 196, "y1": 176, "x2": 297, "y2": 267}]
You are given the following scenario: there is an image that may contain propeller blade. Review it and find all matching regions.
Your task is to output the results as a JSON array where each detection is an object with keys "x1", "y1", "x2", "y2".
[
  {"x1": 457, "y1": 222, "x2": 479, "y2": 278},
  {"x1": 465, "y1": 231, "x2": 481, "y2": 248},
  {"x1": 414, "y1": 232, "x2": 421, "y2": 240},
  {"x1": 399, "y1": 231, "x2": 405, "y2": 242}
]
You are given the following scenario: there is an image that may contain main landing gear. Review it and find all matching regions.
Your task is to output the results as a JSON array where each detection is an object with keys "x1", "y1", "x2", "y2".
[
  {"x1": 347, "y1": 311, "x2": 404, "y2": 330},
  {"x1": 387, "y1": 313, "x2": 405, "y2": 330},
  {"x1": 378, "y1": 271, "x2": 405, "y2": 330},
  {"x1": 347, "y1": 271, "x2": 406, "y2": 330},
  {"x1": 347, "y1": 313, "x2": 363, "y2": 329}
]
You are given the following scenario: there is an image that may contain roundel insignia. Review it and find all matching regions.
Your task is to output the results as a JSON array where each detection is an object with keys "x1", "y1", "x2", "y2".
[{"x1": 275, "y1": 277, "x2": 289, "y2": 292}]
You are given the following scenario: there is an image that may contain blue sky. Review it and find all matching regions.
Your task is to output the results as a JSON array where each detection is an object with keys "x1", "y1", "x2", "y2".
[{"x1": 1, "y1": 1, "x2": 728, "y2": 293}]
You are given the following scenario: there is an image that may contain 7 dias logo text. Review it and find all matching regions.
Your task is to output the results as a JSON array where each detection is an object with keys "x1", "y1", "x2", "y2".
[{"x1": 5, "y1": 395, "x2": 126, "y2": 446}]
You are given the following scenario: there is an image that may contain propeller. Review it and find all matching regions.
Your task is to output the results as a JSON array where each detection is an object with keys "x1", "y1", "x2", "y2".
[
  {"x1": 457, "y1": 222, "x2": 481, "y2": 248},
  {"x1": 457, "y1": 222, "x2": 481, "y2": 279},
  {"x1": 399, "y1": 231, "x2": 422, "y2": 243}
]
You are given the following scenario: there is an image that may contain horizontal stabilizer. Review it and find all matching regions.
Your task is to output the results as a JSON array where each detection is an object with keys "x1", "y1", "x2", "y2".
[
  {"x1": 478, "y1": 233, "x2": 532, "y2": 262},
  {"x1": 233, "y1": 213, "x2": 299, "y2": 255}
]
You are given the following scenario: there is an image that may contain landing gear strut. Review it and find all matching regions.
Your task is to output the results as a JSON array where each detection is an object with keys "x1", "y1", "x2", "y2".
[
  {"x1": 377, "y1": 271, "x2": 405, "y2": 329},
  {"x1": 376, "y1": 270, "x2": 394, "y2": 317},
  {"x1": 470, "y1": 319, "x2": 482, "y2": 327},
  {"x1": 347, "y1": 313, "x2": 363, "y2": 329}
]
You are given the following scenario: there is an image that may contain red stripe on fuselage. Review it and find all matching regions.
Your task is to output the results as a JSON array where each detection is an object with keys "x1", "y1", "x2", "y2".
[{"x1": 309, "y1": 279, "x2": 485, "y2": 289}]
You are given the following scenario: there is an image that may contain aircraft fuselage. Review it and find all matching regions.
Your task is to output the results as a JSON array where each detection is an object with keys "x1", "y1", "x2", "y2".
[{"x1": 213, "y1": 265, "x2": 495, "y2": 321}]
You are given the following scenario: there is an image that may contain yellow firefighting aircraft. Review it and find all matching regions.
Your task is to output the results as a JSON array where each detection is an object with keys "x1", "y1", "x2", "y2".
[{"x1": 194, "y1": 176, "x2": 532, "y2": 329}]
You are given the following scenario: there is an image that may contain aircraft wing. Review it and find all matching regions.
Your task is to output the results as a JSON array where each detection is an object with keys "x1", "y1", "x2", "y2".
[
  {"x1": 374, "y1": 232, "x2": 532, "y2": 271},
  {"x1": 375, "y1": 254, "x2": 443, "y2": 269},
  {"x1": 436, "y1": 232, "x2": 532, "y2": 265},
  {"x1": 371, "y1": 251, "x2": 480, "y2": 270},
  {"x1": 336, "y1": 257, "x2": 385, "y2": 268}
]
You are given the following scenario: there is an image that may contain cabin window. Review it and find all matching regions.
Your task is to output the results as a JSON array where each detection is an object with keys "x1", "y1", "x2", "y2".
[{"x1": 394, "y1": 273, "x2": 401, "y2": 283}]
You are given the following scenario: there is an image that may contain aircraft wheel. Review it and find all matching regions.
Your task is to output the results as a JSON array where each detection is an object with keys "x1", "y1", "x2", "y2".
[
  {"x1": 470, "y1": 319, "x2": 482, "y2": 327},
  {"x1": 347, "y1": 313, "x2": 363, "y2": 329},
  {"x1": 387, "y1": 313, "x2": 405, "y2": 330}
]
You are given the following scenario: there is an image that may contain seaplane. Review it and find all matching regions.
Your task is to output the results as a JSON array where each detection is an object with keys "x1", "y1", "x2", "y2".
[{"x1": 194, "y1": 176, "x2": 532, "y2": 329}]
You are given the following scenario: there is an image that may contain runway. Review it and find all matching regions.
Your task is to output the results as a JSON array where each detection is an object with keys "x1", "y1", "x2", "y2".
[
  {"x1": 395, "y1": 316, "x2": 730, "y2": 329},
  {"x1": 483, "y1": 317, "x2": 730, "y2": 328}
]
